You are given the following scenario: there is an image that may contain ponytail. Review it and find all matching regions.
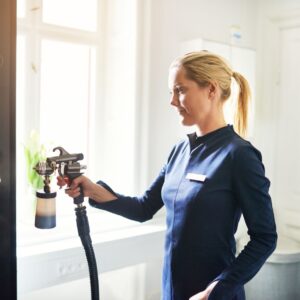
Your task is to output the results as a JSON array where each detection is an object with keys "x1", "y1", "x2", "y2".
[{"x1": 232, "y1": 72, "x2": 251, "y2": 138}]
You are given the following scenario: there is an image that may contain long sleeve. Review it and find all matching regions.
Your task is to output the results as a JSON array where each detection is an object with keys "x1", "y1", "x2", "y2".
[
  {"x1": 89, "y1": 146, "x2": 177, "y2": 222},
  {"x1": 88, "y1": 166, "x2": 166, "y2": 222},
  {"x1": 209, "y1": 145, "x2": 278, "y2": 300}
]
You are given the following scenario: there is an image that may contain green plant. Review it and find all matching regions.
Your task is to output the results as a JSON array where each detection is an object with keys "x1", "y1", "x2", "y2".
[{"x1": 24, "y1": 130, "x2": 47, "y2": 190}]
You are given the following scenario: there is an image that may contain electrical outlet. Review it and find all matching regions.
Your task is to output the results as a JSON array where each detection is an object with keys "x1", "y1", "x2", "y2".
[{"x1": 58, "y1": 259, "x2": 87, "y2": 278}]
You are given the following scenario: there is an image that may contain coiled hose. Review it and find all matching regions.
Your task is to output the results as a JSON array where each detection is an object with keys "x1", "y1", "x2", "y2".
[{"x1": 75, "y1": 205, "x2": 100, "y2": 300}]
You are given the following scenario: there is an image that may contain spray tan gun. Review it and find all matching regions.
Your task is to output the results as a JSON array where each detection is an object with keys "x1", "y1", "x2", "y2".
[
  {"x1": 33, "y1": 147, "x2": 100, "y2": 299},
  {"x1": 33, "y1": 146, "x2": 86, "y2": 228}
]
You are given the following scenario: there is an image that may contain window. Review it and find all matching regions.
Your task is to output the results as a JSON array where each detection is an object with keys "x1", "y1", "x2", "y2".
[
  {"x1": 17, "y1": 0, "x2": 140, "y2": 247},
  {"x1": 42, "y1": 0, "x2": 98, "y2": 31}
]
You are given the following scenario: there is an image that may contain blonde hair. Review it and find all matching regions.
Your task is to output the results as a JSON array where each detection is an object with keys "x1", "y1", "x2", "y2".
[{"x1": 171, "y1": 51, "x2": 251, "y2": 137}]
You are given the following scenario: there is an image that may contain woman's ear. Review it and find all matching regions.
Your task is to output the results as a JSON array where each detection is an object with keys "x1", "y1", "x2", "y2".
[{"x1": 208, "y1": 82, "x2": 219, "y2": 100}]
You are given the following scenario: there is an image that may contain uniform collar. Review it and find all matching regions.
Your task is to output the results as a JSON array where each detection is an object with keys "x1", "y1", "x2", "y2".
[{"x1": 187, "y1": 124, "x2": 233, "y2": 149}]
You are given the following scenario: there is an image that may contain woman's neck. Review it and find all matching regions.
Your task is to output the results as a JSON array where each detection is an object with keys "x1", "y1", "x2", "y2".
[{"x1": 195, "y1": 118, "x2": 227, "y2": 137}]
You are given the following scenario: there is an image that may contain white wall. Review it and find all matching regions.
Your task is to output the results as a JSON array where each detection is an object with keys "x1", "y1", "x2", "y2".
[
  {"x1": 145, "y1": 0, "x2": 259, "y2": 182},
  {"x1": 20, "y1": 260, "x2": 163, "y2": 300}
]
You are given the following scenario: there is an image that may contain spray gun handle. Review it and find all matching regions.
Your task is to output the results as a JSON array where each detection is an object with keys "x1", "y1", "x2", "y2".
[
  {"x1": 65, "y1": 175, "x2": 85, "y2": 205},
  {"x1": 74, "y1": 184, "x2": 84, "y2": 205}
]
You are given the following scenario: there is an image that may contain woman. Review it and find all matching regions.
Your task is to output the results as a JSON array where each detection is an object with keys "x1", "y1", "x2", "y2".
[{"x1": 59, "y1": 51, "x2": 277, "y2": 300}]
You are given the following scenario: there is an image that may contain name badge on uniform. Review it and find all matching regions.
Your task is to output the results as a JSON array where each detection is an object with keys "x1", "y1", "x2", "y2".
[{"x1": 186, "y1": 172, "x2": 206, "y2": 182}]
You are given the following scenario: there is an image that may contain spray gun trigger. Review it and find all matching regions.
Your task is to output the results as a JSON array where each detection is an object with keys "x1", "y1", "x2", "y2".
[{"x1": 64, "y1": 176, "x2": 71, "y2": 187}]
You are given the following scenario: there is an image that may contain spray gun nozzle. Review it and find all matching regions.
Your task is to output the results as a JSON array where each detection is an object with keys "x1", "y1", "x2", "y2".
[{"x1": 33, "y1": 161, "x2": 55, "y2": 176}]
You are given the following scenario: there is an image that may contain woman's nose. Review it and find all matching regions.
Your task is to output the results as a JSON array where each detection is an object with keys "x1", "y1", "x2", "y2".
[{"x1": 170, "y1": 93, "x2": 179, "y2": 107}]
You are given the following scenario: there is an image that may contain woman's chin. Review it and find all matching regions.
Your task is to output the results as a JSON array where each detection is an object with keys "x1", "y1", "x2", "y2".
[{"x1": 180, "y1": 118, "x2": 194, "y2": 127}]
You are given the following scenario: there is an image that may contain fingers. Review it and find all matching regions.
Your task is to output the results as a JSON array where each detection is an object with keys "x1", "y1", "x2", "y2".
[
  {"x1": 69, "y1": 175, "x2": 86, "y2": 188},
  {"x1": 57, "y1": 175, "x2": 85, "y2": 188},
  {"x1": 57, "y1": 175, "x2": 88, "y2": 199},
  {"x1": 57, "y1": 176, "x2": 67, "y2": 187},
  {"x1": 65, "y1": 186, "x2": 81, "y2": 198},
  {"x1": 189, "y1": 290, "x2": 207, "y2": 300}
]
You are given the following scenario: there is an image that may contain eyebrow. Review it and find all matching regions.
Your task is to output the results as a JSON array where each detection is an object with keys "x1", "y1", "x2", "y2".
[{"x1": 174, "y1": 84, "x2": 187, "y2": 89}]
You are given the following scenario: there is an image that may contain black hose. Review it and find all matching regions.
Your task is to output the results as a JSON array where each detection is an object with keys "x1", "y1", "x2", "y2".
[{"x1": 75, "y1": 205, "x2": 100, "y2": 300}]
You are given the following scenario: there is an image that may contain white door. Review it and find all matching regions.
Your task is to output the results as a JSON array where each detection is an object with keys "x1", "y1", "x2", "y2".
[{"x1": 274, "y1": 26, "x2": 300, "y2": 238}]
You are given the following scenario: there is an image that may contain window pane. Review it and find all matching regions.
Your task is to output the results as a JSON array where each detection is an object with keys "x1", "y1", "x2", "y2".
[
  {"x1": 17, "y1": 0, "x2": 26, "y2": 18},
  {"x1": 100, "y1": 0, "x2": 137, "y2": 195},
  {"x1": 40, "y1": 39, "x2": 91, "y2": 161},
  {"x1": 42, "y1": 0, "x2": 98, "y2": 31}
]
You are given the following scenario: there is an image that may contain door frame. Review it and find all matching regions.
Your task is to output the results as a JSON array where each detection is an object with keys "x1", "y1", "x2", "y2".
[{"x1": 0, "y1": 0, "x2": 17, "y2": 299}]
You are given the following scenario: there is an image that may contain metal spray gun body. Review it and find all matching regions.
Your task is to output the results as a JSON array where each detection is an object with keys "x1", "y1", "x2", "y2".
[{"x1": 33, "y1": 146, "x2": 86, "y2": 228}]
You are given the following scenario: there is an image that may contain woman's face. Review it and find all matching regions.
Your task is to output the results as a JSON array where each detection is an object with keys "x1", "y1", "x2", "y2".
[{"x1": 168, "y1": 66, "x2": 213, "y2": 127}]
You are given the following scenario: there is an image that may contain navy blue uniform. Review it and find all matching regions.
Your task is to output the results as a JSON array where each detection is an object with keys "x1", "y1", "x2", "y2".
[{"x1": 89, "y1": 125, "x2": 277, "y2": 300}]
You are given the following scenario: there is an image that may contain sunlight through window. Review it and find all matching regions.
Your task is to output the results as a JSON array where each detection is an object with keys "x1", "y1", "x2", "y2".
[
  {"x1": 43, "y1": 0, "x2": 98, "y2": 31},
  {"x1": 17, "y1": 0, "x2": 26, "y2": 18},
  {"x1": 40, "y1": 39, "x2": 91, "y2": 155}
]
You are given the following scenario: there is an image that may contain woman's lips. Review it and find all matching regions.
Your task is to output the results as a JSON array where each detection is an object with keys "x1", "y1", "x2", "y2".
[{"x1": 177, "y1": 109, "x2": 185, "y2": 114}]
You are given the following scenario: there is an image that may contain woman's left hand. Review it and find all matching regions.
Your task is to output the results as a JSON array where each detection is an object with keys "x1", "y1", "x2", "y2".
[
  {"x1": 189, "y1": 290, "x2": 209, "y2": 300},
  {"x1": 189, "y1": 281, "x2": 219, "y2": 300}
]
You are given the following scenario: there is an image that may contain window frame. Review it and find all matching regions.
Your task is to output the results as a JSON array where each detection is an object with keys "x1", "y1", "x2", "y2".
[{"x1": 16, "y1": 0, "x2": 147, "y2": 247}]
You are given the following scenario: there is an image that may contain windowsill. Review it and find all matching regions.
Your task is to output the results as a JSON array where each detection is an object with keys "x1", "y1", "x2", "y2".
[{"x1": 17, "y1": 216, "x2": 166, "y2": 294}]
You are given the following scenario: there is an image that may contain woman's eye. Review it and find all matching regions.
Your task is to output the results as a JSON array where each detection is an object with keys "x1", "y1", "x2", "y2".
[{"x1": 169, "y1": 87, "x2": 185, "y2": 95}]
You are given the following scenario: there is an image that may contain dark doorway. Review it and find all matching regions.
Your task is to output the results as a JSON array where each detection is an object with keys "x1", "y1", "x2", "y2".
[{"x1": 0, "y1": 0, "x2": 17, "y2": 299}]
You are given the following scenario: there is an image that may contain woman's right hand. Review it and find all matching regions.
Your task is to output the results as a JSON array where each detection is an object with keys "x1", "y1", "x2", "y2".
[
  {"x1": 57, "y1": 175, "x2": 95, "y2": 198},
  {"x1": 57, "y1": 175, "x2": 117, "y2": 203}
]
